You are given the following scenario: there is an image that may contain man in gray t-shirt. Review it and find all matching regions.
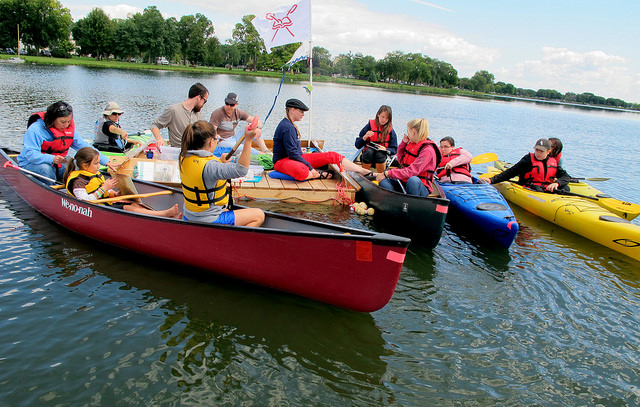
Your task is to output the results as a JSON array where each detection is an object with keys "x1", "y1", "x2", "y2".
[
  {"x1": 209, "y1": 92, "x2": 269, "y2": 154},
  {"x1": 151, "y1": 83, "x2": 209, "y2": 147}
]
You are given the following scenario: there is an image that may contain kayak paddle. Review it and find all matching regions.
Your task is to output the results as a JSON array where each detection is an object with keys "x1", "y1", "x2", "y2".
[{"x1": 470, "y1": 152, "x2": 498, "y2": 165}]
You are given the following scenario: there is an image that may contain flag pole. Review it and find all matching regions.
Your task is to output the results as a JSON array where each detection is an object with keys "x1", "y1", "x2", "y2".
[{"x1": 307, "y1": 40, "x2": 313, "y2": 148}]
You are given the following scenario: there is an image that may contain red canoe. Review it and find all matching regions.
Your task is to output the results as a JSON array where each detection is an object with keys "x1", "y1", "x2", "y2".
[{"x1": 0, "y1": 148, "x2": 410, "y2": 312}]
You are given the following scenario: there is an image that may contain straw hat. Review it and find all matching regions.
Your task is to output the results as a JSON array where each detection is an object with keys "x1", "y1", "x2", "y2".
[{"x1": 102, "y1": 101, "x2": 124, "y2": 115}]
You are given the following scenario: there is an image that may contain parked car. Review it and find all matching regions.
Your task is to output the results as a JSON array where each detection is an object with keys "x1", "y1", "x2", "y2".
[
  {"x1": 4, "y1": 48, "x2": 15, "y2": 54},
  {"x1": 155, "y1": 56, "x2": 169, "y2": 65},
  {"x1": 40, "y1": 50, "x2": 51, "y2": 57}
]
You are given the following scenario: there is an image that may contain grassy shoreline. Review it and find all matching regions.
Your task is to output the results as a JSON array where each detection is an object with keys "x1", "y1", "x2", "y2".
[{"x1": 2, "y1": 55, "x2": 635, "y2": 112}]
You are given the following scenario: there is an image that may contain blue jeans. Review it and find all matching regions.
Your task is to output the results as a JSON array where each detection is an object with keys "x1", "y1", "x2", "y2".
[
  {"x1": 21, "y1": 161, "x2": 65, "y2": 184},
  {"x1": 379, "y1": 176, "x2": 430, "y2": 197}
]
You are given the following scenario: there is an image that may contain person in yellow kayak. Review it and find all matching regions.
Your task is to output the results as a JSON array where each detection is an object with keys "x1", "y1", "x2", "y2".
[
  {"x1": 479, "y1": 138, "x2": 571, "y2": 192},
  {"x1": 548, "y1": 137, "x2": 564, "y2": 167}
]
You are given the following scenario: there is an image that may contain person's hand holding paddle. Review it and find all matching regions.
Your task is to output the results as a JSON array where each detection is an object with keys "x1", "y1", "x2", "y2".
[{"x1": 224, "y1": 116, "x2": 259, "y2": 166}]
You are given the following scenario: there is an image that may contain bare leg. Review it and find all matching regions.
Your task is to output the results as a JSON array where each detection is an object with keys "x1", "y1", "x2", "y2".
[
  {"x1": 233, "y1": 208, "x2": 265, "y2": 227},
  {"x1": 125, "y1": 203, "x2": 182, "y2": 219},
  {"x1": 361, "y1": 162, "x2": 372, "y2": 170},
  {"x1": 341, "y1": 158, "x2": 371, "y2": 175},
  {"x1": 375, "y1": 162, "x2": 386, "y2": 173},
  {"x1": 255, "y1": 138, "x2": 270, "y2": 154}
]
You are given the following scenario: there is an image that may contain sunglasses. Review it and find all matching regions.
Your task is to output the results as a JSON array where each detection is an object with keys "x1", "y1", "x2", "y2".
[
  {"x1": 225, "y1": 103, "x2": 237, "y2": 107},
  {"x1": 201, "y1": 96, "x2": 208, "y2": 104},
  {"x1": 112, "y1": 112, "x2": 123, "y2": 116},
  {"x1": 57, "y1": 105, "x2": 73, "y2": 115}
]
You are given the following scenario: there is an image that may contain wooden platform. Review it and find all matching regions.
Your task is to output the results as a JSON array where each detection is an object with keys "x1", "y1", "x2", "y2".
[{"x1": 111, "y1": 139, "x2": 357, "y2": 205}]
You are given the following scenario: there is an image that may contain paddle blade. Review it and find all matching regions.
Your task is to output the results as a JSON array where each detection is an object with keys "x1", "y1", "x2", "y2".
[
  {"x1": 247, "y1": 115, "x2": 259, "y2": 130},
  {"x1": 471, "y1": 152, "x2": 498, "y2": 165}
]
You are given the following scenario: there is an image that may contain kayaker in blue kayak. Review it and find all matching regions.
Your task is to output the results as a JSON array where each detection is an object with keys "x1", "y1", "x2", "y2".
[
  {"x1": 479, "y1": 138, "x2": 571, "y2": 192},
  {"x1": 436, "y1": 136, "x2": 472, "y2": 184}
]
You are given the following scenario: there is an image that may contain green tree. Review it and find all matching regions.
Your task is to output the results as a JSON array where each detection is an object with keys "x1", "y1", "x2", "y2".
[
  {"x1": 470, "y1": 70, "x2": 495, "y2": 92},
  {"x1": 112, "y1": 18, "x2": 140, "y2": 61},
  {"x1": 176, "y1": 13, "x2": 214, "y2": 66},
  {"x1": 313, "y1": 46, "x2": 332, "y2": 76},
  {"x1": 133, "y1": 6, "x2": 168, "y2": 63},
  {"x1": 231, "y1": 15, "x2": 263, "y2": 69},
  {"x1": 204, "y1": 36, "x2": 223, "y2": 66},
  {"x1": 0, "y1": 0, "x2": 71, "y2": 52},
  {"x1": 72, "y1": 8, "x2": 114, "y2": 59}
]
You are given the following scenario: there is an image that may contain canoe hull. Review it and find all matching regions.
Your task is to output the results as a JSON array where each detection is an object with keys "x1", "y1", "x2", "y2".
[
  {"x1": 349, "y1": 172, "x2": 449, "y2": 248},
  {"x1": 1, "y1": 149, "x2": 410, "y2": 312},
  {"x1": 438, "y1": 180, "x2": 518, "y2": 248},
  {"x1": 486, "y1": 167, "x2": 640, "y2": 262}
]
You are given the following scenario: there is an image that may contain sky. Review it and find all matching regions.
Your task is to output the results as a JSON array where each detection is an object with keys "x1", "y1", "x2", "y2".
[{"x1": 62, "y1": 0, "x2": 640, "y2": 103}]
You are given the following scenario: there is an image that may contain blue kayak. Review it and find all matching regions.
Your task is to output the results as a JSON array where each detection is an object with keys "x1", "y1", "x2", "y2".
[{"x1": 437, "y1": 179, "x2": 519, "y2": 248}]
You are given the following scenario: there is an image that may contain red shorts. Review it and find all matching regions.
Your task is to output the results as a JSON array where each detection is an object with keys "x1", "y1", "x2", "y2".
[{"x1": 274, "y1": 152, "x2": 344, "y2": 181}]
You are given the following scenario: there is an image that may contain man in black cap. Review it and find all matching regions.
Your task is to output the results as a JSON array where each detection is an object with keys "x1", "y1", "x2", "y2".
[
  {"x1": 272, "y1": 98, "x2": 372, "y2": 181},
  {"x1": 479, "y1": 138, "x2": 571, "y2": 192},
  {"x1": 208, "y1": 92, "x2": 269, "y2": 154}
]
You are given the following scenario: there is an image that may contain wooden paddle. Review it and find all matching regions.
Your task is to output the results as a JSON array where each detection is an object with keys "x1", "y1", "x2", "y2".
[
  {"x1": 470, "y1": 152, "x2": 498, "y2": 165},
  {"x1": 88, "y1": 190, "x2": 173, "y2": 204},
  {"x1": 224, "y1": 116, "x2": 260, "y2": 161}
]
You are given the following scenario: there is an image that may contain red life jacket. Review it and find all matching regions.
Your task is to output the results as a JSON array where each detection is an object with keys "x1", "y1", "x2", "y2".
[
  {"x1": 523, "y1": 153, "x2": 558, "y2": 186},
  {"x1": 29, "y1": 112, "x2": 75, "y2": 157},
  {"x1": 436, "y1": 147, "x2": 471, "y2": 179},
  {"x1": 365, "y1": 119, "x2": 392, "y2": 149},
  {"x1": 400, "y1": 139, "x2": 441, "y2": 186}
]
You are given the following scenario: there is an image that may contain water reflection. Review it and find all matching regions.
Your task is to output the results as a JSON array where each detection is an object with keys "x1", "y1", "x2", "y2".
[{"x1": 0, "y1": 183, "x2": 389, "y2": 405}]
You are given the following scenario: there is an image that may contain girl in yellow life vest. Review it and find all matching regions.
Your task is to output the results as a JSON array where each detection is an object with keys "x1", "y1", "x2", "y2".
[
  {"x1": 63, "y1": 147, "x2": 181, "y2": 218},
  {"x1": 178, "y1": 121, "x2": 265, "y2": 227}
]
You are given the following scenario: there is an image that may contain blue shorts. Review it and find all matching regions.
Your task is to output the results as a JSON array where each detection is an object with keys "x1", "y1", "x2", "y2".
[
  {"x1": 183, "y1": 210, "x2": 236, "y2": 225},
  {"x1": 213, "y1": 211, "x2": 235, "y2": 225}
]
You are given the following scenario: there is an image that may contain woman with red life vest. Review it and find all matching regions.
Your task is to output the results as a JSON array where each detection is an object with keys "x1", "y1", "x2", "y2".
[
  {"x1": 479, "y1": 138, "x2": 571, "y2": 192},
  {"x1": 354, "y1": 105, "x2": 398, "y2": 173},
  {"x1": 437, "y1": 136, "x2": 472, "y2": 184},
  {"x1": 375, "y1": 118, "x2": 440, "y2": 197},
  {"x1": 17, "y1": 101, "x2": 118, "y2": 183}
]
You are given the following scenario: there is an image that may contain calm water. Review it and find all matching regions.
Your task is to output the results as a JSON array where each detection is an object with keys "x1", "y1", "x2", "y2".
[{"x1": 1, "y1": 63, "x2": 640, "y2": 406}]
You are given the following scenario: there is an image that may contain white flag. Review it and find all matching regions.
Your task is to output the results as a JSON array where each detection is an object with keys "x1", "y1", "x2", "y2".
[
  {"x1": 285, "y1": 42, "x2": 310, "y2": 66},
  {"x1": 254, "y1": 0, "x2": 311, "y2": 53}
]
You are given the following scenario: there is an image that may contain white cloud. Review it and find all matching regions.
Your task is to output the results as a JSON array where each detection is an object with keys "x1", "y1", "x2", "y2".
[
  {"x1": 505, "y1": 47, "x2": 636, "y2": 101},
  {"x1": 102, "y1": 4, "x2": 143, "y2": 19}
]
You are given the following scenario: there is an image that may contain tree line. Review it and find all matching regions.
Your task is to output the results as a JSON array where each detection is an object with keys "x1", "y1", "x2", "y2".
[{"x1": 0, "y1": 0, "x2": 637, "y2": 111}]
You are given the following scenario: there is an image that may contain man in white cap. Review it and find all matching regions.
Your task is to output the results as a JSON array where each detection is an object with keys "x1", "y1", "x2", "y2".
[
  {"x1": 93, "y1": 101, "x2": 138, "y2": 152},
  {"x1": 208, "y1": 92, "x2": 269, "y2": 155},
  {"x1": 479, "y1": 138, "x2": 571, "y2": 192}
]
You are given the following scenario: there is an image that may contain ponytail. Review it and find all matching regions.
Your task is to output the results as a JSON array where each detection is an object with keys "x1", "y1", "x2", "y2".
[
  {"x1": 285, "y1": 108, "x2": 302, "y2": 139},
  {"x1": 407, "y1": 118, "x2": 430, "y2": 141},
  {"x1": 63, "y1": 147, "x2": 98, "y2": 185},
  {"x1": 179, "y1": 120, "x2": 216, "y2": 170}
]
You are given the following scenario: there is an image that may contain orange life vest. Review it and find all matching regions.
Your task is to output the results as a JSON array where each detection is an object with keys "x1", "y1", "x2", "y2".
[
  {"x1": 29, "y1": 112, "x2": 75, "y2": 157},
  {"x1": 436, "y1": 147, "x2": 471, "y2": 179},
  {"x1": 523, "y1": 153, "x2": 558, "y2": 186},
  {"x1": 400, "y1": 139, "x2": 441, "y2": 186},
  {"x1": 365, "y1": 119, "x2": 392, "y2": 148}
]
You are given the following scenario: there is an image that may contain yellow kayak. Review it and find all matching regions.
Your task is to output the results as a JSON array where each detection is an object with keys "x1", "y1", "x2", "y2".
[
  {"x1": 494, "y1": 160, "x2": 640, "y2": 220},
  {"x1": 483, "y1": 166, "x2": 640, "y2": 262}
]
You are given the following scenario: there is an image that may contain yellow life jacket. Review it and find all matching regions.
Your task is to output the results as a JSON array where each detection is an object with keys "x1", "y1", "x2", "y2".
[
  {"x1": 65, "y1": 170, "x2": 105, "y2": 196},
  {"x1": 180, "y1": 154, "x2": 230, "y2": 212}
]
